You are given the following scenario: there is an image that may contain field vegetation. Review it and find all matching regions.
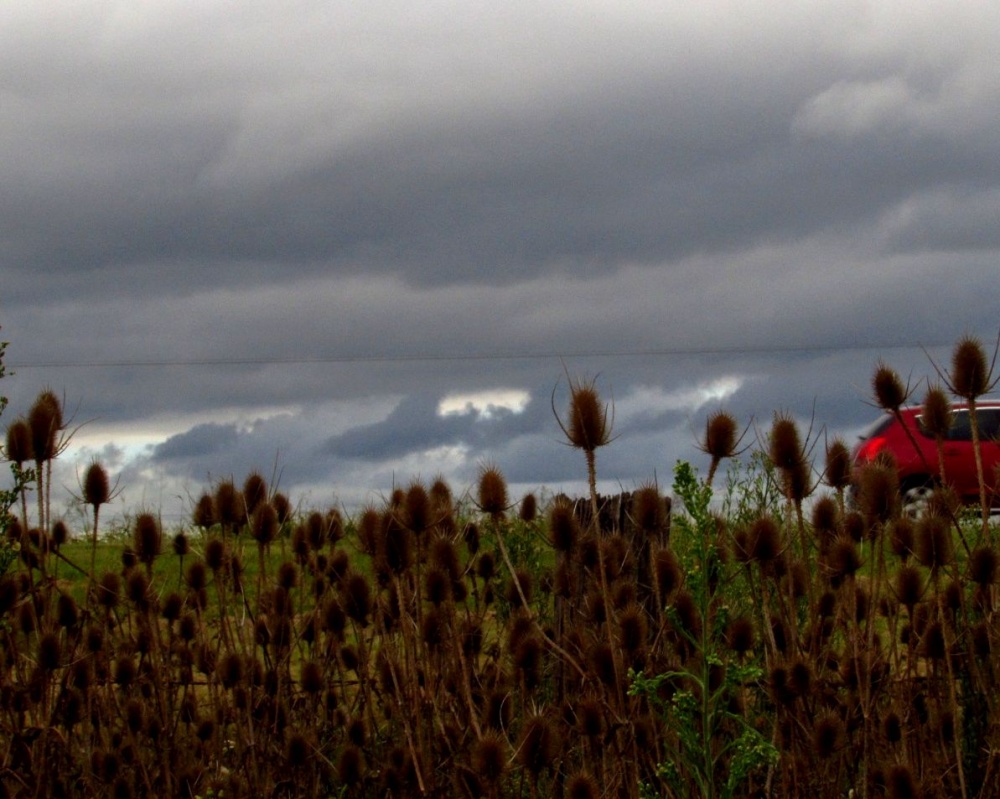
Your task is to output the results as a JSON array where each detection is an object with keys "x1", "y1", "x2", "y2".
[{"x1": 1, "y1": 336, "x2": 1000, "y2": 798}]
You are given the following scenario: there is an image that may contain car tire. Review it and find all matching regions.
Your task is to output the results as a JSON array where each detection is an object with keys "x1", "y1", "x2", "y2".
[{"x1": 900, "y1": 478, "x2": 936, "y2": 518}]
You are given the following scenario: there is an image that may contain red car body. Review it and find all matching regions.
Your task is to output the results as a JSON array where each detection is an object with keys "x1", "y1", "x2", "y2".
[{"x1": 851, "y1": 401, "x2": 1000, "y2": 509}]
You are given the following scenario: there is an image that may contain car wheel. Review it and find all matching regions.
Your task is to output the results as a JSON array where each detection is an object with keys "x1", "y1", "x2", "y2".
[{"x1": 901, "y1": 480, "x2": 936, "y2": 518}]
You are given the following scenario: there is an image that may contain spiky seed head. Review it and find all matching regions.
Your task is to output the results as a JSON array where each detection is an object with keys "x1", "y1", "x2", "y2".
[
  {"x1": 518, "y1": 492, "x2": 538, "y2": 523},
  {"x1": 472, "y1": 731, "x2": 507, "y2": 785},
  {"x1": 824, "y1": 439, "x2": 853, "y2": 490},
  {"x1": 424, "y1": 567, "x2": 451, "y2": 606},
  {"x1": 916, "y1": 515, "x2": 952, "y2": 571},
  {"x1": 285, "y1": 732, "x2": 310, "y2": 767},
  {"x1": 114, "y1": 656, "x2": 136, "y2": 687},
  {"x1": 192, "y1": 494, "x2": 215, "y2": 529},
  {"x1": 813, "y1": 714, "x2": 842, "y2": 759},
  {"x1": 97, "y1": 572, "x2": 121, "y2": 609},
  {"x1": 242, "y1": 472, "x2": 267, "y2": 517},
  {"x1": 403, "y1": 482, "x2": 430, "y2": 534},
  {"x1": 300, "y1": 660, "x2": 323, "y2": 694},
  {"x1": 653, "y1": 547, "x2": 682, "y2": 601},
  {"x1": 477, "y1": 464, "x2": 508, "y2": 518},
  {"x1": 429, "y1": 477, "x2": 453, "y2": 512},
  {"x1": 726, "y1": 616, "x2": 755, "y2": 654},
  {"x1": 672, "y1": 589, "x2": 702, "y2": 640},
  {"x1": 343, "y1": 574, "x2": 371, "y2": 625},
  {"x1": 631, "y1": 483, "x2": 669, "y2": 536},
  {"x1": 251, "y1": 503, "x2": 278, "y2": 546},
  {"x1": 51, "y1": 519, "x2": 68, "y2": 548},
  {"x1": 4, "y1": 419, "x2": 32, "y2": 465},
  {"x1": 564, "y1": 378, "x2": 611, "y2": 452},
  {"x1": 829, "y1": 537, "x2": 862, "y2": 581},
  {"x1": 381, "y1": 512, "x2": 412, "y2": 574},
  {"x1": 56, "y1": 592, "x2": 79, "y2": 628},
  {"x1": 83, "y1": 461, "x2": 110, "y2": 508},
  {"x1": 548, "y1": 500, "x2": 579, "y2": 553},
  {"x1": 476, "y1": 551, "x2": 496, "y2": 581},
  {"x1": 566, "y1": 772, "x2": 600, "y2": 799},
  {"x1": 769, "y1": 413, "x2": 802, "y2": 470},
  {"x1": 337, "y1": 746, "x2": 364, "y2": 785},
  {"x1": 214, "y1": 481, "x2": 240, "y2": 527},
  {"x1": 518, "y1": 714, "x2": 558, "y2": 775},
  {"x1": 782, "y1": 458, "x2": 812, "y2": 503},
  {"x1": 703, "y1": 410, "x2": 739, "y2": 461},
  {"x1": 895, "y1": 564, "x2": 924, "y2": 612},
  {"x1": 951, "y1": 335, "x2": 990, "y2": 400},
  {"x1": 857, "y1": 462, "x2": 899, "y2": 525},
  {"x1": 38, "y1": 632, "x2": 61, "y2": 672},
  {"x1": 873, "y1": 362, "x2": 907, "y2": 411},
  {"x1": 921, "y1": 385, "x2": 953, "y2": 438},
  {"x1": 886, "y1": 764, "x2": 920, "y2": 799},
  {"x1": 430, "y1": 538, "x2": 460, "y2": 581},
  {"x1": 133, "y1": 513, "x2": 161, "y2": 566},
  {"x1": 618, "y1": 604, "x2": 648, "y2": 653},
  {"x1": 28, "y1": 389, "x2": 62, "y2": 463},
  {"x1": 749, "y1": 516, "x2": 782, "y2": 562},
  {"x1": 969, "y1": 545, "x2": 998, "y2": 587}
]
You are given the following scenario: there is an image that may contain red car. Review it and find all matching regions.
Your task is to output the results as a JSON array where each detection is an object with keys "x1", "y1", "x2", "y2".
[{"x1": 852, "y1": 401, "x2": 1000, "y2": 512}]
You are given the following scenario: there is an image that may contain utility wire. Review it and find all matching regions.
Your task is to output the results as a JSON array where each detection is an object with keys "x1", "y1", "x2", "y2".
[{"x1": 7, "y1": 341, "x2": 951, "y2": 370}]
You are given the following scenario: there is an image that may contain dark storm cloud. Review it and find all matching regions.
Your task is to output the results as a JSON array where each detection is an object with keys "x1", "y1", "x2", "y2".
[
  {"x1": 3, "y1": 2, "x2": 1000, "y2": 522},
  {"x1": 154, "y1": 423, "x2": 239, "y2": 460}
]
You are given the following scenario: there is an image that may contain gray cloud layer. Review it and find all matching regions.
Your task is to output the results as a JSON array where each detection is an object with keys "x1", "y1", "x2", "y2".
[{"x1": 2, "y1": 1, "x2": 998, "y2": 522}]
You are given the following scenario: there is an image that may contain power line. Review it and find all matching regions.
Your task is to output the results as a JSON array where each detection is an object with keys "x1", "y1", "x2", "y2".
[{"x1": 7, "y1": 341, "x2": 951, "y2": 370}]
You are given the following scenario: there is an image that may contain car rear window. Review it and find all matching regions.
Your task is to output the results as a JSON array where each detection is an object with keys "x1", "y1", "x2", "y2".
[{"x1": 857, "y1": 414, "x2": 894, "y2": 440}]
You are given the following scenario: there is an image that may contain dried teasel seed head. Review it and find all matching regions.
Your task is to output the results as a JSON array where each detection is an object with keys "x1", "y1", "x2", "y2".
[
  {"x1": 172, "y1": 532, "x2": 190, "y2": 558},
  {"x1": 631, "y1": 483, "x2": 669, "y2": 537},
  {"x1": 519, "y1": 492, "x2": 537, "y2": 523},
  {"x1": 921, "y1": 385, "x2": 953, "y2": 439},
  {"x1": 472, "y1": 731, "x2": 507, "y2": 785},
  {"x1": 895, "y1": 564, "x2": 924, "y2": 612},
  {"x1": 748, "y1": 516, "x2": 782, "y2": 563},
  {"x1": 429, "y1": 477, "x2": 453, "y2": 513},
  {"x1": 242, "y1": 472, "x2": 268, "y2": 517},
  {"x1": 828, "y1": 537, "x2": 863, "y2": 581},
  {"x1": 857, "y1": 462, "x2": 899, "y2": 526},
  {"x1": 251, "y1": 503, "x2": 278, "y2": 546},
  {"x1": 561, "y1": 377, "x2": 612, "y2": 453},
  {"x1": 28, "y1": 389, "x2": 63, "y2": 463},
  {"x1": 653, "y1": 547, "x2": 682, "y2": 601},
  {"x1": 969, "y1": 545, "x2": 998, "y2": 588},
  {"x1": 824, "y1": 439, "x2": 853, "y2": 490},
  {"x1": 813, "y1": 714, "x2": 843, "y2": 759},
  {"x1": 769, "y1": 413, "x2": 802, "y2": 471},
  {"x1": 566, "y1": 772, "x2": 600, "y2": 799},
  {"x1": 4, "y1": 418, "x2": 33, "y2": 465},
  {"x1": 430, "y1": 538, "x2": 460, "y2": 582},
  {"x1": 97, "y1": 572, "x2": 121, "y2": 609},
  {"x1": 133, "y1": 513, "x2": 161, "y2": 566},
  {"x1": 518, "y1": 714, "x2": 558, "y2": 775},
  {"x1": 463, "y1": 521, "x2": 480, "y2": 555},
  {"x1": 702, "y1": 410, "x2": 739, "y2": 461},
  {"x1": 726, "y1": 616, "x2": 755, "y2": 654},
  {"x1": 890, "y1": 517, "x2": 915, "y2": 561},
  {"x1": 214, "y1": 480, "x2": 240, "y2": 528},
  {"x1": 337, "y1": 746, "x2": 364, "y2": 785},
  {"x1": 476, "y1": 551, "x2": 496, "y2": 581},
  {"x1": 548, "y1": 500, "x2": 580, "y2": 554},
  {"x1": 916, "y1": 514, "x2": 952, "y2": 571},
  {"x1": 886, "y1": 764, "x2": 919, "y2": 799},
  {"x1": 83, "y1": 461, "x2": 110, "y2": 508},
  {"x1": 950, "y1": 335, "x2": 990, "y2": 401},
  {"x1": 272, "y1": 492, "x2": 291, "y2": 525},
  {"x1": 477, "y1": 464, "x2": 508, "y2": 518},
  {"x1": 193, "y1": 493, "x2": 216, "y2": 529},
  {"x1": 403, "y1": 481, "x2": 430, "y2": 534},
  {"x1": 872, "y1": 361, "x2": 907, "y2": 412},
  {"x1": 343, "y1": 574, "x2": 371, "y2": 626}
]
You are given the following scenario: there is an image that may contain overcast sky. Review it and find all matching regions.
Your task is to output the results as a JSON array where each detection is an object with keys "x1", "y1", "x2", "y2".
[{"x1": 3, "y1": 1, "x2": 998, "y2": 527}]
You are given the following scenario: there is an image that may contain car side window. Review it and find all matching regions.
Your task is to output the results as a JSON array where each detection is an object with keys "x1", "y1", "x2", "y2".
[
  {"x1": 979, "y1": 409, "x2": 1000, "y2": 441},
  {"x1": 947, "y1": 411, "x2": 973, "y2": 442}
]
